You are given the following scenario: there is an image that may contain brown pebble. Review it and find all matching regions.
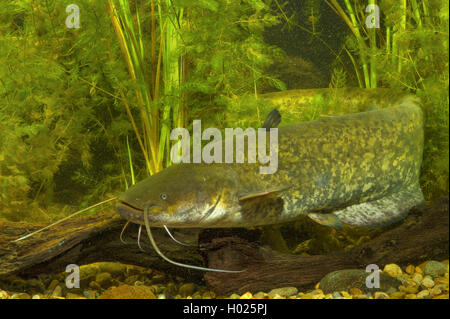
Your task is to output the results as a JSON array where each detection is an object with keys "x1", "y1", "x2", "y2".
[
  {"x1": 389, "y1": 291, "x2": 405, "y2": 299},
  {"x1": 349, "y1": 288, "x2": 363, "y2": 295},
  {"x1": 383, "y1": 264, "x2": 402, "y2": 277},
  {"x1": 400, "y1": 284, "x2": 419, "y2": 294},
  {"x1": 405, "y1": 265, "x2": 415, "y2": 275},
  {"x1": 99, "y1": 285, "x2": 156, "y2": 299}
]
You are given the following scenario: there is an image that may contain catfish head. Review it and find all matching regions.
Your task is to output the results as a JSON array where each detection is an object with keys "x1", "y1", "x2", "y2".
[{"x1": 117, "y1": 163, "x2": 242, "y2": 228}]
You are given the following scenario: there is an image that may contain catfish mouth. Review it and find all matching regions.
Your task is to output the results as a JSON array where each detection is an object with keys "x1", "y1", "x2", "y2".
[{"x1": 117, "y1": 201, "x2": 145, "y2": 224}]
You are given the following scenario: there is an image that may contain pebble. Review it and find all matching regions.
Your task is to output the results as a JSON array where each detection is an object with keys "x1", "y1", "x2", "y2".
[
  {"x1": 423, "y1": 261, "x2": 447, "y2": 278},
  {"x1": 191, "y1": 292, "x2": 203, "y2": 299},
  {"x1": 383, "y1": 264, "x2": 403, "y2": 277},
  {"x1": 429, "y1": 286, "x2": 442, "y2": 296},
  {"x1": 268, "y1": 287, "x2": 298, "y2": 297},
  {"x1": 340, "y1": 291, "x2": 351, "y2": 298},
  {"x1": 405, "y1": 265, "x2": 415, "y2": 275},
  {"x1": 0, "y1": 290, "x2": 8, "y2": 299},
  {"x1": 399, "y1": 284, "x2": 419, "y2": 294},
  {"x1": 332, "y1": 292, "x2": 342, "y2": 299},
  {"x1": 411, "y1": 273, "x2": 423, "y2": 284},
  {"x1": 389, "y1": 291, "x2": 405, "y2": 299},
  {"x1": 0, "y1": 260, "x2": 447, "y2": 300},
  {"x1": 374, "y1": 292, "x2": 389, "y2": 299},
  {"x1": 319, "y1": 269, "x2": 400, "y2": 294},
  {"x1": 98, "y1": 285, "x2": 156, "y2": 299},
  {"x1": 95, "y1": 272, "x2": 113, "y2": 288},
  {"x1": 253, "y1": 291, "x2": 266, "y2": 299},
  {"x1": 240, "y1": 292, "x2": 253, "y2": 299},
  {"x1": 416, "y1": 290, "x2": 430, "y2": 299},
  {"x1": 83, "y1": 289, "x2": 97, "y2": 299},
  {"x1": 396, "y1": 274, "x2": 413, "y2": 286},
  {"x1": 301, "y1": 292, "x2": 325, "y2": 299},
  {"x1": 435, "y1": 276, "x2": 449, "y2": 286},
  {"x1": 202, "y1": 291, "x2": 215, "y2": 299},
  {"x1": 178, "y1": 283, "x2": 196, "y2": 297},
  {"x1": 421, "y1": 276, "x2": 435, "y2": 288},
  {"x1": 98, "y1": 262, "x2": 127, "y2": 277},
  {"x1": 349, "y1": 288, "x2": 363, "y2": 295},
  {"x1": 10, "y1": 293, "x2": 31, "y2": 299},
  {"x1": 51, "y1": 285, "x2": 62, "y2": 297}
]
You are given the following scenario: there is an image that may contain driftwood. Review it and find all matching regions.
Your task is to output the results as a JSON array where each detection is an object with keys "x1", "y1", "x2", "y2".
[
  {"x1": 203, "y1": 198, "x2": 449, "y2": 295},
  {"x1": 0, "y1": 211, "x2": 204, "y2": 280},
  {"x1": 0, "y1": 199, "x2": 448, "y2": 296}
]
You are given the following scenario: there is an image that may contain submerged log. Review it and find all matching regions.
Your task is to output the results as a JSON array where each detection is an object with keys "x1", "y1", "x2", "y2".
[
  {"x1": 0, "y1": 210, "x2": 204, "y2": 280},
  {"x1": 203, "y1": 198, "x2": 449, "y2": 295},
  {"x1": 0, "y1": 199, "x2": 448, "y2": 296}
]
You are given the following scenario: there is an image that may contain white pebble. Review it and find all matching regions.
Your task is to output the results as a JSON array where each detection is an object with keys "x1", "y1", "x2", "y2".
[{"x1": 421, "y1": 276, "x2": 435, "y2": 288}]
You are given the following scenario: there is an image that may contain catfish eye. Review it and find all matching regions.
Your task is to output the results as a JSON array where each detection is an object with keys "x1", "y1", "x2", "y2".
[{"x1": 160, "y1": 193, "x2": 168, "y2": 200}]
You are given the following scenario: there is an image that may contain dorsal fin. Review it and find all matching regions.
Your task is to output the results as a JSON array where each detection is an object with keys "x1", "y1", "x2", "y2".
[{"x1": 262, "y1": 109, "x2": 281, "y2": 129}]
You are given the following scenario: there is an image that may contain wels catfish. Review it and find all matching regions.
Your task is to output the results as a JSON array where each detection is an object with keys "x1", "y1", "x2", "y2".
[{"x1": 117, "y1": 97, "x2": 425, "y2": 271}]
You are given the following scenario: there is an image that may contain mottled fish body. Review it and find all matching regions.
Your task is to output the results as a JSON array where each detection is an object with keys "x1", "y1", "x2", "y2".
[{"x1": 117, "y1": 99, "x2": 424, "y2": 229}]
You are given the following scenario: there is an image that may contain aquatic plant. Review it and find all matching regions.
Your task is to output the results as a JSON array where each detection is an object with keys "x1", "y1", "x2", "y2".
[{"x1": 0, "y1": 0, "x2": 283, "y2": 221}]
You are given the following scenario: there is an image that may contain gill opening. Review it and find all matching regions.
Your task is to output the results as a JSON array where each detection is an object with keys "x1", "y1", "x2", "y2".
[{"x1": 143, "y1": 203, "x2": 245, "y2": 273}]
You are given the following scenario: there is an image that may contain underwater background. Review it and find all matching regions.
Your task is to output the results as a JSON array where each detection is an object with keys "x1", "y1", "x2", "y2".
[{"x1": 0, "y1": 0, "x2": 448, "y2": 300}]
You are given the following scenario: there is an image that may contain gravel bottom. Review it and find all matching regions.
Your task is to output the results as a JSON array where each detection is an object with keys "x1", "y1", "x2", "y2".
[{"x1": 0, "y1": 260, "x2": 448, "y2": 299}]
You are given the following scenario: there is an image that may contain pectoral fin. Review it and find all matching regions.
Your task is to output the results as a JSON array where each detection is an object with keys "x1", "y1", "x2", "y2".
[
  {"x1": 308, "y1": 212, "x2": 344, "y2": 229},
  {"x1": 239, "y1": 185, "x2": 292, "y2": 202}
]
